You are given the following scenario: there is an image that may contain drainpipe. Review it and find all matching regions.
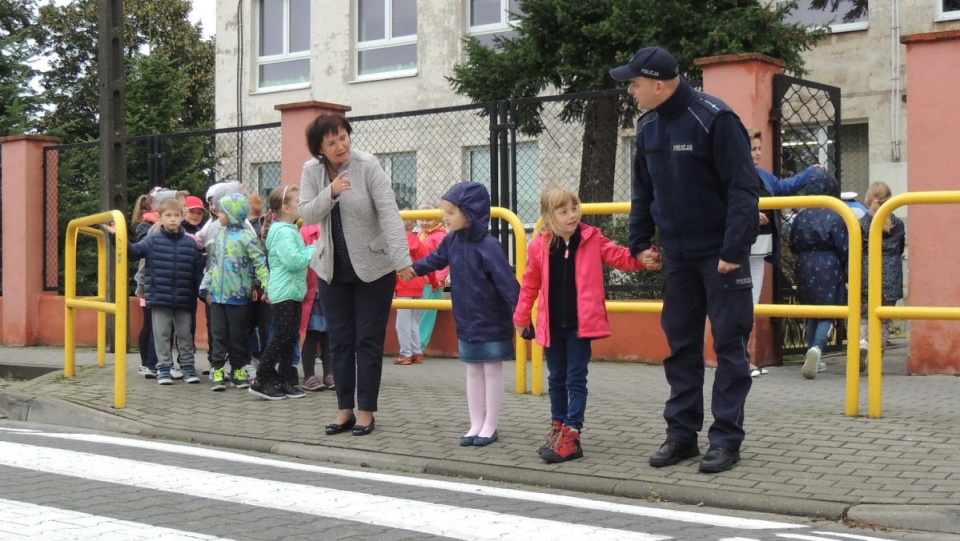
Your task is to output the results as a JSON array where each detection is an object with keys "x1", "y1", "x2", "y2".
[{"x1": 891, "y1": 0, "x2": 902, "y2": 161}]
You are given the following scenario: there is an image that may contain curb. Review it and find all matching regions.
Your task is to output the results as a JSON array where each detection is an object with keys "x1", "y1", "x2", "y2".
[{"x1": 2, "y1": 391, "x2": 958, "y2": 536}]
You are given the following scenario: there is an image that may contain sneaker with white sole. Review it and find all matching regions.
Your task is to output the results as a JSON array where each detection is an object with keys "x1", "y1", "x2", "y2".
[
  {"x1": 231, "y1": 368, "x2": 251, "y2": 389},
  {"x1": 209, "y1": 368, "x2": 226, "y2": 391},
  {"x1": 170, "y1": 367, "x2": 184, "y2": 380},
  {"x1": 859, "y1": 339, "x2": 869, "y2": 373},
  {"x1": 181, "y1": 366, "x2": 200, "y2": 384},
  {"x1": 138, "y1": 365, "x2": 157, "y2": 379},
  {"x1": 156, "y1": 368, "x2": 173, "y2": 385},
  {"x1": 802, "y1": 346, "x2": 821, "y2": 380}
]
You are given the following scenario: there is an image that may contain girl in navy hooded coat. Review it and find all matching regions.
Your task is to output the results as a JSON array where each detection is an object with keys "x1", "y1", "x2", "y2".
[{"x1": 403, "y1": 182, "x2": 520, "y2": 447}]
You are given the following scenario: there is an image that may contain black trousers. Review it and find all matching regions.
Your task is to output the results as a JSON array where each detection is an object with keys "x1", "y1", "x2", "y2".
[
  {"x1": 660, "y1": 253, "x2": 753, "y2": 451},
  {"x1": 318, "y1": 272, "x2": 396, "y2": 412},
  {"x1": 208, "y1": 302, "x2": 251, "y2": 371}
]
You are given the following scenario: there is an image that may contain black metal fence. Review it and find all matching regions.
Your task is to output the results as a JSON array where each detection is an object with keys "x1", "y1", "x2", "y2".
[{"x1": 44, "y1": 123, "x2": 281, "y2": 294}]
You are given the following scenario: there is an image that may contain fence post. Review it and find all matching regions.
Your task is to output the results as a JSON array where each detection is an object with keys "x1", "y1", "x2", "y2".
[
  {"x1": 274, "y1": 101, "x2": 352, "y2": 190},
  {"x1": 0, "y1": 135, "x2": 60, "y2": 345},
  {"x1": 901, "y1": 30, "x2": 960, "y2": 373},
  {"x1": 694, "y1": 53, "x2": 786, "y2": 368}
]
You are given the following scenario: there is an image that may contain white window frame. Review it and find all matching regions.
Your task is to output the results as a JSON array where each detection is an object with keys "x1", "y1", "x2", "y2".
[
  {"x1": 466, "y1": 142, "x2": 540, "y2": 228},
  {"x1": 355, "y1": 0, "x2": 418, "y2": 82},
  {"x1": 256, "y1": 162, "x2": 282, "y2": 198},
  {"x1": 936, "y1": 0, "x2": 960, "y2": 22},
  {"x1": 467, "y1": 0, "x2": 518, "y2": 36},
  {"x1": 776, "y1": 0, "x2": 868, "y2": 34},
  {"x1": 256, "y1": 0, "x2": 311, "y2": 91},
  {"x1": 378, "y1": 152, "x2": 418, "y2": 209}
]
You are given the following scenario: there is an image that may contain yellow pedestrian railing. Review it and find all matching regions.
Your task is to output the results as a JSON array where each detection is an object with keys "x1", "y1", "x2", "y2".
[
  {"x1": 64, "y1": 210, "x2": 128, "y2": 409},
  {"x1": 866, "y1": 191, "x2": 960, "y2": 418},
  {"x1": 394, "y1": 207, "x2": 529, "y2": 394}
]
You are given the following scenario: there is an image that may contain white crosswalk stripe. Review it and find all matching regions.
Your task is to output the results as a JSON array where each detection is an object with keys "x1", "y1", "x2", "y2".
[
  {"x1": 0, "y1": 441, "x2": 668, "y2": 541},
  {"x1": 0, "y1": 498, "x2": 236, "y2": 540},
  {"x1": 16, "y1": 430, "x2": 803, "y2": 531}
]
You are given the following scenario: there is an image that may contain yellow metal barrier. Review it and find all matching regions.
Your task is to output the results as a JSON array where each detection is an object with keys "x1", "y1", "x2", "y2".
[
  {"x1": 64, "y1": 210, "x2": 128, "y2": 409},
  {"x1": 867, "y1": 191, "x2": 960, "y2": 418},
  {"x1": 394, "y1": 207, "x2": 529, "y2": 394},
  {"x1": 524, "y1": 198, "x2": 864, "y2": 415}
]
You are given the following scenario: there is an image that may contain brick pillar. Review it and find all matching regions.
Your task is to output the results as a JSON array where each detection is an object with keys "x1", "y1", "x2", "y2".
[
  {"x1": 274, "y1": 101, "x2": 352, "y2": 188},
  {"x1": 1, "y1": 135, "x2": 60, "y2": 345},
  {"x1": 901, "y1": 30, "x2": 960, "y2": 374},
  {"x1": 694, "y1": 53, "x2": 786, "y2": 367}
]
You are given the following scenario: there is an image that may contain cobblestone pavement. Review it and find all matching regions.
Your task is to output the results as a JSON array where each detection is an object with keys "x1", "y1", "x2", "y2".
[{"x1": 1, "y1": 340, "x2": 958, "y2": 534}]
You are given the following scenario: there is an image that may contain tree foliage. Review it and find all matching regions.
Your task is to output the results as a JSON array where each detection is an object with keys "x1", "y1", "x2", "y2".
[
  {"x1": 0, "y1": 0, "x2": 41, "y2": 135},
  {"x1": 810, "y1": 0, "x2": 868, "y2": 23},
  {"x1": 449, "y1": 0, "x2": 825, "y2": 214},
  {"x1": 34, "y1": 0, "x2": 215, "y2": 294}
]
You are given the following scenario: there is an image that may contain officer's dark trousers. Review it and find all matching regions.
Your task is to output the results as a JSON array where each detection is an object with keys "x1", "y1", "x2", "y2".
[{"x1": 660, "y1": 254, "x2": 753, "y2": 451}]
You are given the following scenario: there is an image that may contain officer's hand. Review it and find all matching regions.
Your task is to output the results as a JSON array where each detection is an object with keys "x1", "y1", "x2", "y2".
[{"x1": 718, "y1": 260, "x2": 740, "y2": 274}]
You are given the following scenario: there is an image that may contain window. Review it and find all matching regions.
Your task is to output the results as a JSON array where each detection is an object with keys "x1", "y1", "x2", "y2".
[
  {"x1": 377, "y1": 153, "x2": 418, "y2": 210},
  {"x1": 257, "y1": 163, "x2": 282, "y2": 198},
  {"x1": 778, "y1": 0, "x2": 868, "y2": 32},
  {"x1": 258, "y1": 0, "x2": 310, "y2": 89},
  {"x1": 467, "y1": 142, "x2": 540, "y2": 226},
  {"x1": 939, "y1": 0, "x2": 960, "y2": 20},
  {"x1": 356, "y1": 0, "x2": 418, "y2": 80},
  {"x1": 838, "y1": 123, "x2": 869, "y2": 197},
  {"x1": 468, "y1": 0, "x2": 521, "y2": 48}
]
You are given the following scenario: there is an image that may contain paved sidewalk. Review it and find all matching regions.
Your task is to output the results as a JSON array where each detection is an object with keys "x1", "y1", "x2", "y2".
[{"x1": 1, "y1": 341, "x2": 959, "y2": 535}]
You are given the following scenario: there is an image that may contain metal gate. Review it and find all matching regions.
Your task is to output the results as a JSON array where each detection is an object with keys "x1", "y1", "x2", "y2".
[{"x1": 771, "y1": 74, "x2": 843, "y2": 354}]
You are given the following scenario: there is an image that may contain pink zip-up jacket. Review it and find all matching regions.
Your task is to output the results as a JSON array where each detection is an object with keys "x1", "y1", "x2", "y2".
[{"x1": 513, "y1": 223, "x2": 646, "y2": 348}]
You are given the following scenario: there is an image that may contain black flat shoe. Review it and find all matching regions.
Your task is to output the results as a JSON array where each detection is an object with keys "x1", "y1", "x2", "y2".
[
  {"x1": 325, "y1": 415, "x2": 356, "y2": 435},
  {"x1": 649, "y1": 440, "x2": 700, "y2": 468},
  {"x1": 352, "y1": 417, "x2": 375, "y2": 436},
  {"x1": 699, "y1": 445, "x2": 740, "y2": 473}
]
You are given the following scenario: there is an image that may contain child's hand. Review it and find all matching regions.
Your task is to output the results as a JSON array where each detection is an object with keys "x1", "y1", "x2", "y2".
[
  {"x1": 515, "y1": 325, "x2": 526, "y2": 335},
  {"x1": 639, "y1": 247, "x2": 662, "y2": 270},
  {"x1": 399, "y1": 266, "x2": 417, "y2": 282},
  {"x1": 101, "y1": 222, "x2": 117, "y2": 235}
]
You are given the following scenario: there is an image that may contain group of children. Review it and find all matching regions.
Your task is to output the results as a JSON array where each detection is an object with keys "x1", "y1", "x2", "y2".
[
  {"x1": 125, "y1": 171, "x2": 901, "y2": 465},
  {"x1": 125, "y1": 182, "x2": 334, "y2": 400}
]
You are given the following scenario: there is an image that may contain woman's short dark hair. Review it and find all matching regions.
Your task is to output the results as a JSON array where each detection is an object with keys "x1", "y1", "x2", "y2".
[{"x1": 306, "y1": 115, "x2": 353, "y2": 160}]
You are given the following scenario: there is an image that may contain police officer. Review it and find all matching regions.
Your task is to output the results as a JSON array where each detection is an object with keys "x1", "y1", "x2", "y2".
[{"x1": 610, "y1": 46, "x2": 759, "y2": 473}]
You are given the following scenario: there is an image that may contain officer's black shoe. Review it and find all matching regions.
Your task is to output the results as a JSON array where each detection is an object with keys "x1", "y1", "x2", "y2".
[
  {"x1": 698, "y1": 445, "x2": 740, "y2": 473},
  {"x1": 649, "y1": 440, "x2": 700, "y2": 468}
]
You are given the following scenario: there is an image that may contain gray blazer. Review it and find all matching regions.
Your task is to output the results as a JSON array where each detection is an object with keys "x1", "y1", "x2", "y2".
[{"x1": 299, "y1": 149, "x2": 411, "y2": 283}]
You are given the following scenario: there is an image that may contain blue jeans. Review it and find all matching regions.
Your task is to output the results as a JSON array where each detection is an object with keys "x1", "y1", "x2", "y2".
[
  {"x1": 806, "y1": 319, "x2": 834, "y2": 350},
  {"x1": 544, "y1": 327, "x2": 592, "y2": 430}
]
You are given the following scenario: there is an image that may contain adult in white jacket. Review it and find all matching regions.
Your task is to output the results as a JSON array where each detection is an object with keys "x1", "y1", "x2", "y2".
[{"x1": 298, "y1": 114, "x2": 412, "y2": 437}]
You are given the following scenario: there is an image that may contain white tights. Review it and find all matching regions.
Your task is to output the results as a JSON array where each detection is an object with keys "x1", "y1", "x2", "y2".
[{"x1": 464, "y1": 362, "x2": 503, "y2": 438}]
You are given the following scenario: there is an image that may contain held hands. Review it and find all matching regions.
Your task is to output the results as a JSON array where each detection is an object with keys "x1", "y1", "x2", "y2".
[
  {"x1": 638, "y1": 247, "x2": 662, "y2": 271},
  {"x1": 331, "y1": 171, "x2": 352, "y2": 197},
  {"x1": 398, "y1": 266, "x2": 417, "y2": 282}
]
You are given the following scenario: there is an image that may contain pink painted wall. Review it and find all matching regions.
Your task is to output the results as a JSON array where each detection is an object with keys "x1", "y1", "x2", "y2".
[
  {"x1": 0, "y1": 135, "x2": 59, "y2": 345},
  {"x1": 275, "y1": 101, "x2": 351, "y2": 189},
  {"x1": 901, "y1": 30, "x2": 960, "y2": 374},
  {"x1": 696, "y1": 54, "x2": 785, "y2": 367}
]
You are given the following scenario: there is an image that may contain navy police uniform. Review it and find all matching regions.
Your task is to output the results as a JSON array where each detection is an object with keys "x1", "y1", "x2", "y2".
[{"x1": 628, "y1": 78, "x2": 759, "y2": 452}]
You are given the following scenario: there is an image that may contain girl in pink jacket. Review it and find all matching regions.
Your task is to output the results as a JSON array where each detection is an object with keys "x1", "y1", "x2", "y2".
[{"x1": 514, "y1": 186, "x2": 659, "y2": 463}]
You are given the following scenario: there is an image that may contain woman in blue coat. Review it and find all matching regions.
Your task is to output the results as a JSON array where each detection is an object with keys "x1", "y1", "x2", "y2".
[{"x1": 789, "y1": 168, "x2": 848, "y2": 380}]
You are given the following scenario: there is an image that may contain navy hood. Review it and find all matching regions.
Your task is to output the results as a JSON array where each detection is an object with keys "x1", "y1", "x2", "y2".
[
  {"x1": 442, "y1": 182, "x2": 491, "y2": 242},
  {"x1": 802, "y1": 167, "x2": 840, "y2": 198}
]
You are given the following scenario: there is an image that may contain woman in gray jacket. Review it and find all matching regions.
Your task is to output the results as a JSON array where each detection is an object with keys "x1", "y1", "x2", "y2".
[{"x1": 299, "y1": 115, "x2": 412, "y2": 436}]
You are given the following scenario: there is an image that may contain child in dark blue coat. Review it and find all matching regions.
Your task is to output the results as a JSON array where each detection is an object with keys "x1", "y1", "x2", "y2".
[
  {"x1": 402, "y1": 182, "x2": 520, "y2": 447},
  {"x1": 128, "y1": 198, "x2": 206, "y2": 385},
  {"x1": 789, "y1": 169, "x2": 848, "y2": 380}
]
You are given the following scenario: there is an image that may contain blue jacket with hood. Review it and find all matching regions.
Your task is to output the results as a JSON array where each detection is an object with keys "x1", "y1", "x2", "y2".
[
  {"x1": 200, "y1": 193, "x2": 269, "y2": 304},
  {"x1": 412, "y1": 182, "x2": 520, "y2": 343},
  {"x1": 629, "y1": 80, "x2": 759, "y2": 263},
  {"x1": 788, "y1": 169, "x2": 849, "y2": 306}
]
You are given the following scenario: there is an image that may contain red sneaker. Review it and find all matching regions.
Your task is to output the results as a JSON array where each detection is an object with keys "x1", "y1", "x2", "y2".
[
  {"x1": 410, "y1": 354, "x2": 424, "y2": 364},
  {"x1": 541, "y1": 425, "x2": 583, "y2": 463},
  {"x1": 538, "y1": 420, "x2": 563, "y2": 456},
  {"x1": 393, "y1": 356, "x2": 413, "y2": 365}
]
